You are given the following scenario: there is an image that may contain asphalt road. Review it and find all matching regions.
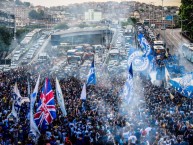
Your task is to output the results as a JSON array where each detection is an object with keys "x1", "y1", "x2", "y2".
[
  {"x1": 29, "y1": 35, "x2": 51, "y2": 64},
  {"x1": 158, "y1": 28, "x2": 193, "y2": 72}
]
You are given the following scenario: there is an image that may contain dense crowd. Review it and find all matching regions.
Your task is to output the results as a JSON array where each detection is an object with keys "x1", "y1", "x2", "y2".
[{"x1": 0, "y1": 64, "x2": 193, "y2": 145}]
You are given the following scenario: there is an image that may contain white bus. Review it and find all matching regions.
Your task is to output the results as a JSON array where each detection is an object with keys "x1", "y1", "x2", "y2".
[{"x1": 182, "y1": 43, "x2": 193, "y2": 62}]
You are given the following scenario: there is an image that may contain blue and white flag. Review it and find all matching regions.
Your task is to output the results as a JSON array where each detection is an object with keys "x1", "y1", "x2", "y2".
[
  {"x1": 87, "y1": 60, "x2": 96, "y2": 85},
  {"x1": 30, "y1": 75, "x2": 40, "y2": 139},
  {"x1": 138, "y1": 33, "x2": 152, "y2": 56},
  {"x1": 128, "y1": 48, "x2": 150, "y2": 72},
  {"x1": 56, "y1": 77, "x2": 67, "y2": 116},
  {"x1": 8, "y1": 83, "x2": 30, "y2": 120},
  {"x1": 169, "y1": 73, "x2": 193, "y2": 98},
  {"x1": 123, "y1": 63, "x2": 133, "y2": 103}
]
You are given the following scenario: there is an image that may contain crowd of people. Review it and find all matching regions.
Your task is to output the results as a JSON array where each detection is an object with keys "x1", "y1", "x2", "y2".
[{"x1": 0, "y1": 62, "x2": 193, "y2": 145}]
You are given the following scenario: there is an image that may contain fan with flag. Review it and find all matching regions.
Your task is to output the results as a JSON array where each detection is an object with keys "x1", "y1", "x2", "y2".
[
  {"x1": 122, "y1": 63, "x2": 133, "y2": 103},
  {"x1": 87, "y1": 60, "x2": 96, "y2": 85},
  {"x1": 34, "y1": 78, "x2": 56, "y2": 129},
  {"x1": 79, "y1": 59, "x2": 96, "y2": 112}
]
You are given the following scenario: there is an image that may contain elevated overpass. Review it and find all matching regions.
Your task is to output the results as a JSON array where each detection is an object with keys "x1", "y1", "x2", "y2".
[{"x1": 51, "y1": 27, "x2": 113, "y2": 45}]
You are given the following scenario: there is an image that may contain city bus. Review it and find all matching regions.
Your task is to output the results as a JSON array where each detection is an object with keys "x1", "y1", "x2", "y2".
[{"x1": 182, "y1": 43, "x2": 193, "y2": 62}]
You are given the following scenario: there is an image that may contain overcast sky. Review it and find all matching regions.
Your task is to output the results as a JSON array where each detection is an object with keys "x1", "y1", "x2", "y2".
[{"x1": 21, "y1": 0, "x2": 181, "y2": 7}]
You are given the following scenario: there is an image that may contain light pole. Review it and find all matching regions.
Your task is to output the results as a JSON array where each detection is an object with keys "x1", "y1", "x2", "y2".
[
  {"x1": 161, "y1": 0, "x2": 166, "y2": 46},
  {"x1": 161, "y1": 0, "x2": 164, "y2": 28},
  {"x1": 150, "y1": 2, "x2": 155, "y2": 28},
  {"x1": 13, "y1": 0, "x2": 17, "y2": 41},
  {"x1": 172, "y1": 14, "x2": 174, "y2": 36},
  {"x1": 149, "y1": 3, "x2": 151, "y2": 28}
]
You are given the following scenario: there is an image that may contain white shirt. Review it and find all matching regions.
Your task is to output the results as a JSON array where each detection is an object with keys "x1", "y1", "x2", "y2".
[{"x1": 128, "y1": 135, "x2": 137, "y2": 144}]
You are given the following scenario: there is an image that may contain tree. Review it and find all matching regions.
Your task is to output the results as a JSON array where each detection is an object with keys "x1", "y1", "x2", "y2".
[
  {"x1": 126, "y1": 17, "x2": 137, "y2": 25},
  {"x1": 0, "y1": 27, "x2": 13, "y2": 52},
  {"x1": 15, "y1": 0, "x2": 23, "y2": 5},
  {"x1": 121, "y1": 17, "x2": 138, "y2": 27},
  {"x1": 78, "y1": 23, "x2": 89, "y2": 28},
  {"x1": 29, "y1": 10, "x2": 45, "y2": 20},
  {"x1": 23, "y1": 2, "x2": 30, "y2": 7},
  {"x1": 179, "y1": 1, "x2": 193, "y2": 39},
  {"x1": 54, "y1": 23, "x2": 69, "y2": 30},
  {"x1": 16, "y1": 28, "x2": 30, "y2": 43}
]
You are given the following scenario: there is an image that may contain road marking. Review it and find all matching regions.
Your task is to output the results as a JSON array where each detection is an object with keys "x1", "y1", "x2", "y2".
[
  {"x1": 169, "y1": 30, "x2": 179, "y2": 42},
  {"x1": 159, "y1": 30, "x2": 178, "y2": 49}
]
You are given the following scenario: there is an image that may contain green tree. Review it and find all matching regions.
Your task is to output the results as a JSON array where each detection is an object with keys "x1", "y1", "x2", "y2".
[
  {"x1": 23, "y1": 2, "x2": 30, "y2": 7},
  {"x1": 121, "y1": 17, "x2": 138, "y2": 27},
  {"x1": 127, "y1": 17, "x2": 137, "y2": 25},
  {"x1": 15, "y1": 0, "x2": 23, "y2": 5},
  {"x1": 16, "y1": 28, "x2": 30, "y2": 43},
  {"x1": 54, "y1": 23, "x2": 69, "y2": 30},
  {"x1": 0, "y1": 27, "x2": 13, "y2": 52},
  {"x1": 179, "y1": 0, "x2": 193, "y2": 39},
  {"x1": 78, "y1": 23, "x2": 89, "y2": 28},
  {"x1": 29, "y1": 10, "x2": 45, "y2": 20}
]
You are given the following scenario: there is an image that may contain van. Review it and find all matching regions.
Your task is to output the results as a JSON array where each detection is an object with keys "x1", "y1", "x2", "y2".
[
  {"x1": 13, "y1": 54, "x2": 20, "y2": 61},
  {"x1": 27, "y1": 53, "x2": 33, "y2": 59}
]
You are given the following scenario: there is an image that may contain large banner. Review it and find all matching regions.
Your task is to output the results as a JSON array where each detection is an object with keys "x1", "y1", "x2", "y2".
[
  {"x1": 137, "y1": 33, "x2": 152, "y2": 56},
  {"x1": 128, "y1": 48, "x2": 154, "y2": 72}
]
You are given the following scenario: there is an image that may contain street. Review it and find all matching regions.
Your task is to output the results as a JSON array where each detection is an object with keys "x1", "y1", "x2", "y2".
[{"x1": 157, "y1": 28, "x2": 193, "y2": 72}]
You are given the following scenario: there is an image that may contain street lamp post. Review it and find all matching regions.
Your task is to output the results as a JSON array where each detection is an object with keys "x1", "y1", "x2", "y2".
[
  {"x1": 161, "y1": 0, "x2": 166, "y2": 46},
  {"x1": 172, "y1": 14, "x2": 174, "y2": 36},
  {"x1": 14, "y1": 0, "x2": 16, "y2": 41},
  {"x1": 149, "y1": 3, "x2": 151, "y2": 28},
  {"x1": 149, "y1": 2, "x2": 154, "y2": 28},
  {"x1": 162, "y1": 0, "x2": 164, "y2": 28}
]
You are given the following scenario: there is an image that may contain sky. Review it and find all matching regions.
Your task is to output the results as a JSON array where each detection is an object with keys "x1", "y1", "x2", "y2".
[{"x1": 21, "y1": 0, "x2": 181, "y2": 7}]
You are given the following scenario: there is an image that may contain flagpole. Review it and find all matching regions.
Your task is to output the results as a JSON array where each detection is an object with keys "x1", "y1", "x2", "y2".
[
  {"x1": 27, "y1": 73, "x2": 31, "y2": 98},
  {"x1": 27, "y1": 72, "x2": 31, "y2": 109}
]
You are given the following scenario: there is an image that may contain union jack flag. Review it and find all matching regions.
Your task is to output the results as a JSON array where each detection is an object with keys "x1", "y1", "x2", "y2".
[{"x1": 34, "y1": 78, "x2": 56, "y2": 129}]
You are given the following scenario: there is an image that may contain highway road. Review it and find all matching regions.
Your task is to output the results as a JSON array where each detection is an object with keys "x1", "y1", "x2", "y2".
[
  {"x1": 29, "y1": 35, "x2": 51, "y2": 64},
  {"x1": 158, "y1": 28, "x2": 193, "y2": 72}
]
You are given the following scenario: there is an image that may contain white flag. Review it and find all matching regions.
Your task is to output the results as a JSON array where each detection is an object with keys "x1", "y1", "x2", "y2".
[
  {"x1": 7, "y1": 100, "x2": 18, "y2": 119},
  {"x1": 165, "y1": 67, "x2": 170, "y2": 82},
  {"x1": 80, "y1": 83, "x2": 86, "y2": 100},
  {"x1": 30, "y1": 75, "x2": 40, "y2": 139},
  {"x1": 165, "y1": 67, "x2": 170, "y2": 88},
  {"x1": 7, "y1": 83, "x2": 26, "y2": 121},
  {"x1": 170, "y1": 93, "x2": 175, "y2": 100},
  {"x1": 13, "y1": 82, "x2": 30, "y2": 104},
  {"x1": 56, "y1": 77, "x2": 67, "y2": 116}
]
